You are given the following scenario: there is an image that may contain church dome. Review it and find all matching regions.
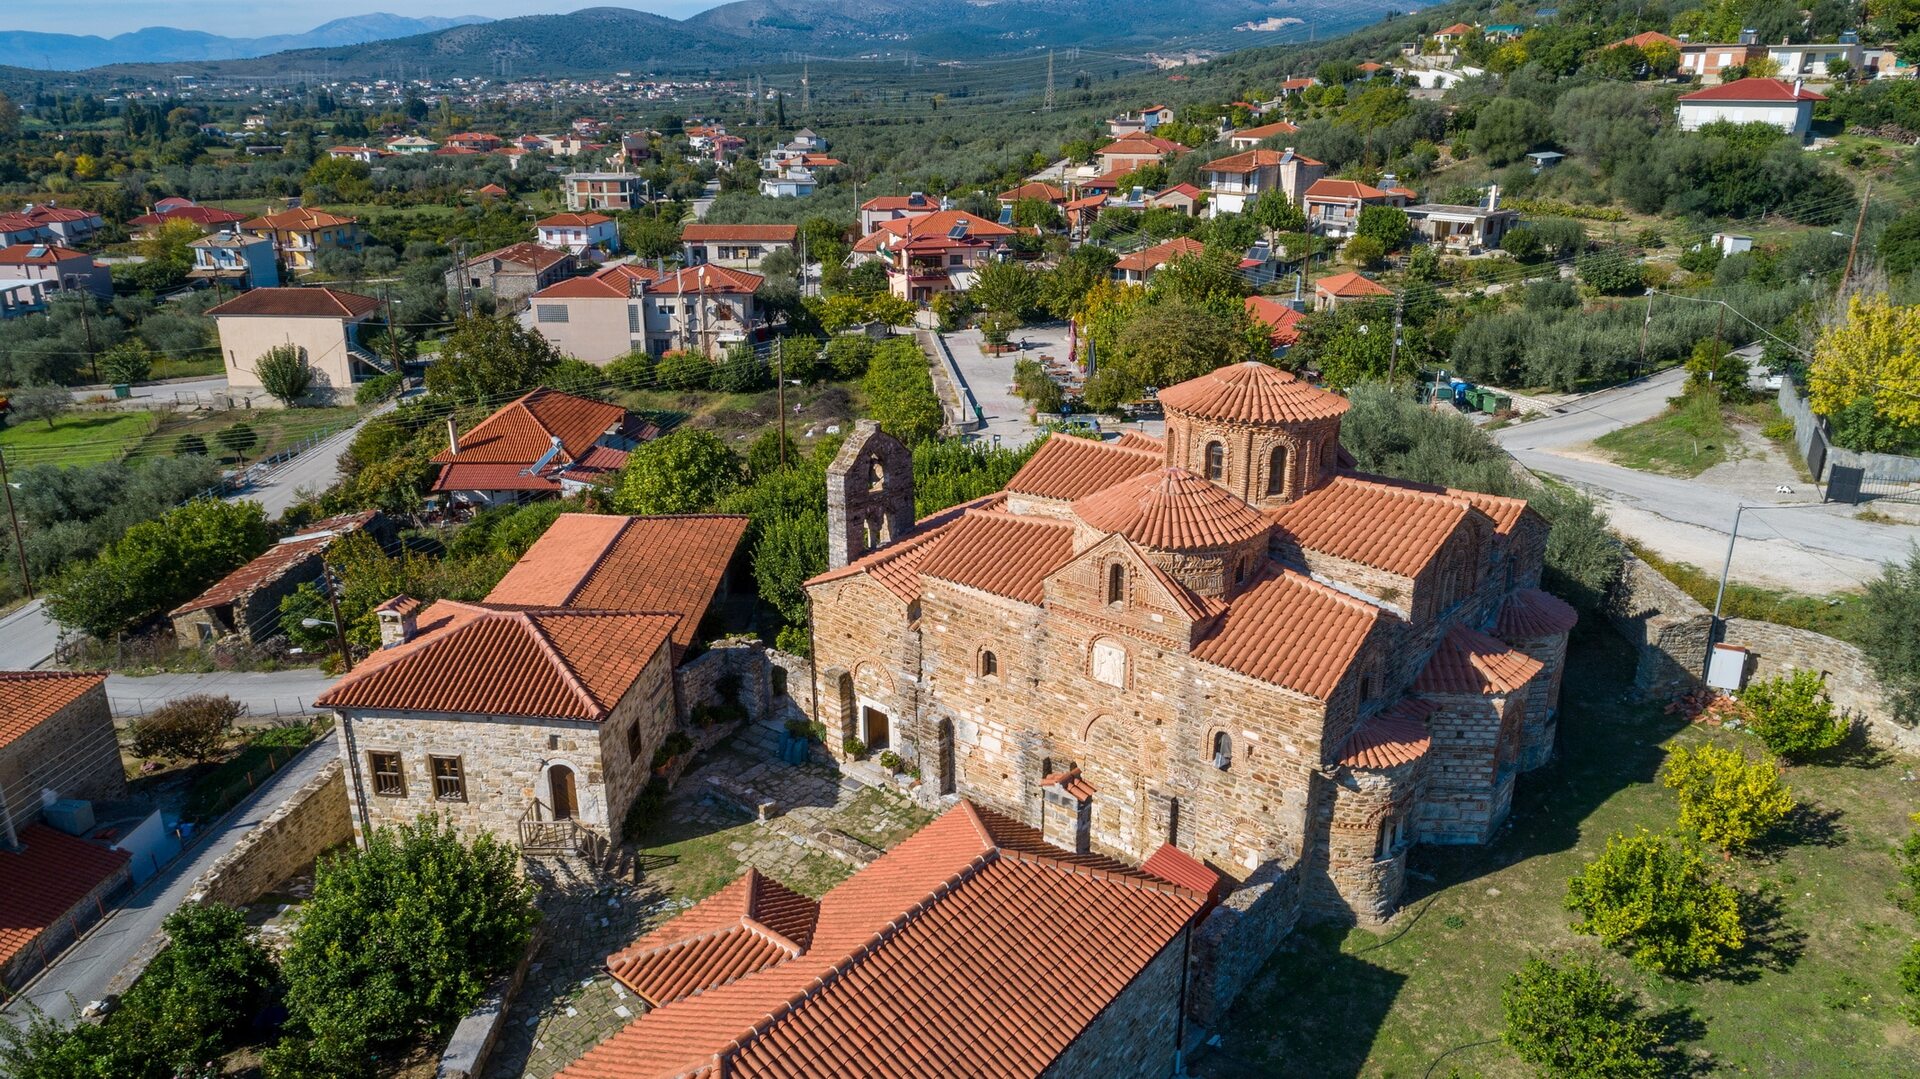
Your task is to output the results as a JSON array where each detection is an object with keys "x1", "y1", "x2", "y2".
[
  {"x1": 1073, "y1": 468, "x2": 1270, "y2": 551},
  {"x1": 1156, "y1": 361, "x2": 1350, "y2": 425}
]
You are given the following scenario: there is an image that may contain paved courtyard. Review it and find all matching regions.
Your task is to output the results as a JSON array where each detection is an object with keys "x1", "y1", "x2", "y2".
[
  {"x1": 942, "y1": 321, "x2": 1165, "y2": 449},
  {"x1": 484, "y1": 737, "x2": 934, "y2": 1079}
]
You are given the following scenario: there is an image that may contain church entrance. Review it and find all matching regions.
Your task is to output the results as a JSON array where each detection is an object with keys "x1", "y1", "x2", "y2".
[
  {"x1": 862, "y1": 706, "x2": 891, "y2": 752},
  {"x1": 549, "y1": 765, "x2": 578, "y2": 820}
]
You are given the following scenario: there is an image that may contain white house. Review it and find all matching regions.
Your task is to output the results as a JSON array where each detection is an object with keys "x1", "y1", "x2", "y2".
[
  {"x1": 1765, "y1": 39, "x2": 1862, "y2": 80},
  {"x1": 759, "y1": 165, "x2": 817, "y2": 199},
  {"x1": 1675, "y1": 78, "x2": 1824, "y2": 140},
  {"x1": 535, "y1": 212, "x2": 620, "y2": 257}
]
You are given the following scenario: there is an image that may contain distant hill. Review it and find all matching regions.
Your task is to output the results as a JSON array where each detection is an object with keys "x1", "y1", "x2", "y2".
[
  {"x1": 83, "y1": 1, "x2": 1403, "y2": 79},
  {"x1": 0, "y1": 14, "x2": 492, "y2": 71}
]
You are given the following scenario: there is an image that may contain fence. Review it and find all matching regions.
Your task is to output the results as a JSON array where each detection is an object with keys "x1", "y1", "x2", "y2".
[
  {"x1": 1777, "y1": 379, "x2": 1920, "y2": 503},
  {"x1": 919, "y1": 328, "x2": 985, "y2": 432},
  {"x1": 110, "y1": 695, "x2": 322, "y2": 718}
]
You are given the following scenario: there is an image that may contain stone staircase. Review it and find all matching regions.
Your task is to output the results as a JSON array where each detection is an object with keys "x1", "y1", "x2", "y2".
[{"x1": 734, "y1": 720, "x2": 786, "y2": 760}]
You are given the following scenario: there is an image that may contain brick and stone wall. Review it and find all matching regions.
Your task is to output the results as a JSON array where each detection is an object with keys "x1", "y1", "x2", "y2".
[
  {"x1": 673, "y1": 641, "x2": 772, "y2": 724},
  {"x1": 1721, "y1": 618, "x2": 1920, "y2": 754},
  {"x1": 192, "y1": 758, "x2": 350, "y2": 907},
  {"x1": 1186, "y1": 860, "x2": 1301, "y2": 1028},
  {"x1": 1311, "y1": 761, "x2": 1422, "y2": 924},
  {"x1": 0, "y1": 681, "x2": 125, "y2": 835},
  {"x1": 1416, "y1": 690, "x2": 1522, "y2": 846},
  {"x1": 1501, "y1": 629, "x2": 1570, "y2": 771},
  {"x1": 1043, "y1": 932, "x2": 1188, "y2": 1079},
  {"x1": 1605, "y1": 553, "x2": 1711, "y2": 698}
]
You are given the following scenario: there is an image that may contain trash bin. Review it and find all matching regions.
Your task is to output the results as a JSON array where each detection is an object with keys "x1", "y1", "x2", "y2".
[
  {"x1": 112, "y1": 383, "x2": 131, "y2": 399},
  {"x1": 1490, "y1": 393, "x2": 1513, "y2": 413}
]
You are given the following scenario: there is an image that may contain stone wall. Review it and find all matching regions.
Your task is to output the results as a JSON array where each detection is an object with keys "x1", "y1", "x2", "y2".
[
  {"x1": 1185, "y1": 860, "x2": 1301, "y2": 1028},
  {"x1": 1043, "y1": 932, "x2": 1188, "y2": 1079},
  {"x1": 437, "y1": 925, "x2": 545, "y2": 1079},
  {"x1": 1721, "y1": 618, "x2": 1920, "y2": 754},
  {"x1": 192, "y1": 758, "x2": 350, "y2": 907},
  {"x1": 673, "y1": 641, "x2": 772, "y2": 724},
  {"x1": 0, "y1": 681, "x2": 125, "y2": 837},
  {"x1": 766, "y1": 649, "x2": 816, "y2": 726},
  {"x1": 1605, "y1": 553, "x2": 1711, "y2": 697}
]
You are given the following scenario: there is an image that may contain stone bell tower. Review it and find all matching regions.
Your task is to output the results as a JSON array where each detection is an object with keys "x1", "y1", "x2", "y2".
[{"x1": 826, "y1": 420, "x2": 915, "y2": 569}]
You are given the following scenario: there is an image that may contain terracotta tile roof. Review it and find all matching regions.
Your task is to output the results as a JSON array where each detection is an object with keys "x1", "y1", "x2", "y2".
[
  {"x1": 314, "y1": 606, "x2": 677, "y2": 720},
  {"x1": 1234, "y1": 120, "x2": 1300, "y2": 140},
  {"x1": 653, "y1": 264, "x2": 764, "y2": 295},
  {"x1": 1192, "y1": 567, "x2": 1384, "y2": 699},
  {"x1": 487, "y1": 513, "x2": 748, "y2": 659},
  {"x1": 1338, "y1": 698, "x2": 1436, "y2": 769},
  {"x1": 0, "y1": 672, "x2": 106, "y2": 752},
  {"x1": 680, "y1": 223, "x2": 798, "y2": 242},
  {"x1": 434, "y1": 388, "x2": 642, "y2": 467},
  {"x1": 468, "y1": 242, "x2": 572, "y2": 272},
  {"x1": 537, "y1": 212, "x2": 615, "y2": 227},
  {"x1": 559, "y1": 801, "x2": 1205, "y2": 1079},
  {"x1": 915, "y1": 510, "x2": 1076, "y2": 605},
  {"x1": 1157, "y1": 182, "x2": 1204, "y2": 200},
  {"x1": 1157, "y1": 361, "x2": 1350, "y2": 425},
  {"x1": 169, "y1": 511, "x2": 377, "y2": 616},
  {"x1": 1305, "y1": 178, "x2": 1394, "y2": 202},
  {"x1": 1113, "y1": 236, "x2": 1206, "y2": 274},
  {"x1": 1449, "y1": 487, "x2": 1530, "y2": 535},
  {"x1": 1140, "y1": 843, "x2": 1227, "y2": 902},
  {"x1": 531, "y1": 274, "x2": 630, "y2": 299},
  {"x1": 1004, "y1": 436, "x2": 1160, "y2": 502},
  {"x1": 1112, "y1": 430, "x2": 1165, "y2": 453},
  {"x1": 0, "y1": 244, "x2": 91, "y2": 265},
  {"x1": 803, "y1": 495, "x2": 1005, "y2": 602},
  {"x1": 1679, "y1": 77, "x2": 1824, "y2": 103},
  {"x1": 1203, "y1": 148, "x2": 1321, "y2": 174},
  {"x1": 1073, "y1": 468, "x2": 1270, "y2": 551},
  {"x1": 1613, "y1": 30, "x2": 1681, "y2": 49},
  {"x1": 205, "y1": 287, "x2": 379, "y2": 319},
  {"x1": 1267, "y1": 474, "x2": 1471, "y2": 578},
  {"x1": 996, "y1": 181, "x2": 1067, "y2": 203},
  {"x1": 0, "y1": 824, "x2": 130, "y2": 971},
  {"x1": 375, "y1": 594, "x2": 421, "y2": 617},
  {"x1": 1042, "y1": 767, "x2": 1098, "y2": 800},
  {"x1": 607, "y1": 868, "x2": 818, "y2": 1005},
  {"x1": 1098, "y1": 135, "x2": 1189, "y2": 157},
  {"x1": 1496, "y1": 587, "x2": 1578, "y2": 640},
  {"x1": 128, "y1": 205, "x2": 250, "y2": 229},
  {"x1": 859, "y1": 194, "x2": 939, "y2": 212},
  {"x1": 431, "y1": 462, "x2": 566, "y2": 493},
  {"x1": 1315, "y1": 270, "x2": 1392, "y2": 298},
  {"x1": 1414, "y1": 624, "x2": 1545, "y2": 696},
  {"x1": 870, "y1": 210, "x2": 1016, "y2": 245},
  {"x1": 1437, "y1": 22, "x2": 1475, "y2": 35},
  {"x1": 554, "y1": 443, "x2": 631, "y2": 482},
  {"x1": 1245, "y1": 296, "x2": 1306, "y2": 346},
  {"x1": 243, "y1": 207, "x2": 358, "y2": 231}
]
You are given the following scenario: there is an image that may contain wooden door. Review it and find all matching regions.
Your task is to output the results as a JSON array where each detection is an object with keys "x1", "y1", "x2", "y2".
[{"x1": 550, "y1": 766, "x2": 577, "y2": 820}]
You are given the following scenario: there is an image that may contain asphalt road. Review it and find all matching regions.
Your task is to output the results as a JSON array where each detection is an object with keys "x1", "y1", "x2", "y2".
[
  {"x1": 0, "y1": 598, "x2": 61, "y2": 671},
  {"x1": 106, "y1": 669, "x2": 339, "y2": 718},
  {"x1": 3, "y1": 738, "x2": 339, "y2": 1029}
]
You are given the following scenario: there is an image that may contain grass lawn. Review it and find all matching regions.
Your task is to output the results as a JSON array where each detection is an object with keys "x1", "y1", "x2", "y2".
[
  {"x1": 0, "y1": 410, "x2": 158, "y2": 467},
  {"x1": 1627, "y1": 540, "x2": 1872, "y2": 646},
  {"x1": 1202, "y1": 625, "x2": 1920, "y2": 1077},
  {"x1": 1593, "y1": 389, "x2": 1732, "y2": 476},
  {"x1": 146, "y1": 404, "x2": 363, "y2": 466},
  {"x1": 620, "y1": 380, "x2": 865, "y2": 449}
]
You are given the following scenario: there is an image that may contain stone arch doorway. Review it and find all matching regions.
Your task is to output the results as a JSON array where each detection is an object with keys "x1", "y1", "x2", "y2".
[{"x1": 548, "y1": 764, "x2": 578, "y2": 820}]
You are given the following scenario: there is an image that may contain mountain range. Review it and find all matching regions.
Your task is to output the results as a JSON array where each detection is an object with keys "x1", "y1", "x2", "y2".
[
  {"x1": 0, "y1": 13, "x2": 493, "y2": 71},
  {"x1": 65, "y1": 1, "x2": 1400, "y2": 78}
]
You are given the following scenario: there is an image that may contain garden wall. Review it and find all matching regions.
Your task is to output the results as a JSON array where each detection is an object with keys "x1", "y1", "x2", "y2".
[
  {"x1": 1778, "y1": 379, "x2": 1920, "y2": 483},
  {"x1": 190, "y1": 758, "x2": 350, "y2": 907},
  {"x1": 1720, "y1": 619, "x2": 1920, "y2": 755}
]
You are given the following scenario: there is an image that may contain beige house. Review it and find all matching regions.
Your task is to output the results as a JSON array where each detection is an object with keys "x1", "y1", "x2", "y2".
[
  {"x1": 1200, "y1": 148, "x2": 1325, "y2": 218},
  {"x1": 242, "y1": 207, "x2": 364, "y2": 274},
  {"x1": 527, "y1": 263, "x2": 766, "y2": 361},
  {"x1": 208, "y1": 287, "x2": 387, "y2": 404},
  {"x1": 679, "y1": 223, "x2": 798, "y2": 270},
  {"x1": 0, "y1": 244, "x2": 111, "y2": 299}
]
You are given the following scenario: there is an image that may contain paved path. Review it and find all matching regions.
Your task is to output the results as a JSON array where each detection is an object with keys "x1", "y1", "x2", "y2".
[
  {"x1": 106, "y1": 669, "x2": 339, "y2": 718},
  {"x1": 225, "y1": 401, "x2": 393, "y2": 520},
  {"x1": 3, "y1": 738, "x2": 339, "y2": 1028},
  {"x1": 0, "y1": 599, "x2": 60, "y2": 671},
  {"x1": 68, "y1": 376, "x2": 229, "y2": 408}
]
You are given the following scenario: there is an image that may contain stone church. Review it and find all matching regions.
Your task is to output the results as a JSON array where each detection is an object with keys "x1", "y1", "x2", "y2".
[{"x1": 803, "y1": 363, "x2": 1574, "y2": 1011}]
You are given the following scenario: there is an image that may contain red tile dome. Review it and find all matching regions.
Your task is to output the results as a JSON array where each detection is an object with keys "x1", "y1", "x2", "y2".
[
  {"x1": 1073, "y1": 468, "x2": 1270, "y2": 551},
  {"x1": 1156, "y1": 361, "x2": 1350, "y2": 425}
]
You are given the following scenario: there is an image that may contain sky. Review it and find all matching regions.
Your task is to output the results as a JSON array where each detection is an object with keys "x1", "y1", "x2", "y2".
[{"x1": 6, "y1": 2, "x2": 719, "y2": 37}]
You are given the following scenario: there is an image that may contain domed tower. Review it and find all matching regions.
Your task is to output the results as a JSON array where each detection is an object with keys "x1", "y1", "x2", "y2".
[
  {"x1": 1072, "y1": 467, "x2": 1271, "y2": 599},
  {"x1": 1155, "y1": 362, "x2": 1350, "y2": 507}
]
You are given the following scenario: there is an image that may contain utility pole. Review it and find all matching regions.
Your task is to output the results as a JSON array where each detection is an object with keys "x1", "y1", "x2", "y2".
[
  {"x1": 1844, "y1": 180, "x2": 1872, "y2": 283},
  {"x1": 1637, "y1": 287, "x2": 1654, "y2": 368},
  {"x1": 775, "y1": 337, "x2": 787, "y2": 469},
  {"x1": 323, "y1": 564, "x2": 353, "y2": 673},
  {"x1": 1045, "y1": 50, "x2": 1056, "y2": 113},
  {"x1": 801, "y1": 58, "x2": 810, "y2": 115},
  {"x1": 384, "y1": 288, "x2": 400, "y2": 373},
  {"x1": 79, "y1": 301, "x2": 97, "y2": 384},
  {"x1": 0, "y1": 446, "x2": 32, "y2": 600},
  {"x1": 1387, "y1": 291, "x2": 1405, "y2": 386}
]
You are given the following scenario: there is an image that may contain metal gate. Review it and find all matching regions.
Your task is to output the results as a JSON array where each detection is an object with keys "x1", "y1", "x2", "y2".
[{"x1": 1826, "y1": 464, "x2": 1920, "y2": 505}]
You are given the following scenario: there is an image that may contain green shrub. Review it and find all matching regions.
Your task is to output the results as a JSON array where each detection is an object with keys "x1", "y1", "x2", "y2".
[
  {"x1": 1901, "y1": 939, "x2": 1920, "y2": 1024},
  {"x1": 1741, "y1": 670, "x2": 1847, "y2": 760},
  {"x1": 784, "y1": 717, "x2": 812, "y2": 738},
  {"x1": 878, "y1": 750, "x2": 904, "y2": 772},
  {"x1": 774, "y1": 622, "x2": 812, "y2": 655},
  {"x1": 650, "y1": 731, "x2": 694, "y2": 769},
  {"x1": 130, "y1": 694, "x2": 241, "y2": 761},
  {"x1": 174, "y1": 433, "x2": 208, "y2": 456},
  {"x1": 252, "y1": 721, "x2": 317, "y2": 749},
  {"x1": 656, "y1": 348, "x2": 713, "y2": 390},
  {"x1": 842, "y1": 736, "x2": 868, "y2": 758},
  {"x1": 1896, "y1": 815, "x2": 1920, "y2": 916},
  {"x1": 605, "y1": 350, "x2": 657, "y2": 389},
  {"x1": 354, "y1": 372, "x2": 403, "y2": 405},
  {"x1": 1566, "y1": 829, "x2": 1745, "y2": 976},
  {"x1": 1501, "y1": 955, "x2": 1663, "y2": 1078},
  {"x1": 119, "y1": 901, "x2": 279, "y2": 1075},
  {"x1": 1660, "y1": 743, "x2": 1795, "y2": 852}
]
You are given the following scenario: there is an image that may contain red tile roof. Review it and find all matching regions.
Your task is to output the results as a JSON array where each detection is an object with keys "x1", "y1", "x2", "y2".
[
  {"x1": 1042, "y1": 767, "x2": 1098, "y2": 800},
  {"x1": 1414, "y1": 624, "x2": 1545, "y2": 696},
  {"x1": 1112, "y1": 430, "x2": 1166, "y2": 453},
  {"x1": 1203, "y1": 148, "x2": 1321, "y2": 174},
  {"x1": 1267, "y1": 474, "x2": 1471, "y2": 578},
  {"x1": 652, "y1": 263, "x2": 764, "y2": 295},
  {"x1": 1235, "y1": 121, "x2": 1300, "y2": 140},
  {"x1": 1004, "y1": 435, "x2": 1161, "y2": 501},
  {"x1": 1315, "y1": 271, "x2": 1393, "y2": 299},
  {"x1": 859, "y1": 194, "x2": 939, "y2": 213},
  {"x1": 1156, "y1": 361, "x2": 1350, "y2": 424},
  {"x1": 487, "y1": 513, "x2": 749, "y2": 659},
  {"x1": 1678, "y1": 77, "x2": 1825, "y2": 103},
  {"x1": 0, "y1": 672, "x2": 106, "y2": 751},
  {"x1": 1098, "y1": 135, "x2": 1189, "y2": 157},
  {"x1": 1496, "y1": 587, "x2": 1578, "y2": 640},
  {"x1": 128, "y1": 205, "x2": 251, "y2": 229},
  {"x1": 1613, "y1": 30, "x2": 1682, "y2": 49},
  {"x1": 680, "y1": 223, "x2": 798, "y2": 242},
  {"x1": 804, "y1": 495, "x2": 1005, "y2": 602},
  {"x1": 607, "y1": 868, "x2": 818, "y2": 1005},
  {"x1": 1191, "y1": 567, "x2": 1384, "y2": 699},
  {"x1": 467, "y1": 241, "x2": 572, "y2": 272},
  {"x1": 1305, "y1": 178, "x2": 1395, "y2": 202},
  {"x1": 315, "y1": 606, "x2": 677, "y2": 720},
  {"x1": 205, "y1": 287, "x2": 380, "y2": 319},
  {"x1": 0, "y1": 824, "x2": 130, "y2": 972},
  {"x1": 169, "y1": 511, "x2": 377, "y2": 616},
  {"x1": 996, "y1": 181, "x2": 1068, "y2": 203},
  {"x1": 243, "y1": 207, "x2": 358, "y2": 231},
  {"x1": 1072, "y1": 468, "x2": 1270, "y2": 552},
  {"x1": 1437, "y1": 22, "x2": 1475, "y2": 35},
  {"x1": 1246, "y1": 295, "x2": 1306, "y2": 346},
  {"x1": 0, "y1": 244, "x2": 91, "y2": 265},
  {"x1": 559, "y1": 801, "x2": 1205, "y2": 1079},
  {"x1": 1139, "y1": 843, "x2": 1227, "y2": 902},
  {"x1": 1338, "y1": 698, "x2": 1436, "y2": 769},
  {"x1": 434, "y1": 388, "x2": 644, "y2": 467},
  {"x1": 530, "y1": 273, "x2": 631, "y2": 299},
  {"x1": 915, "y1": 510, "x2": 1076, "y2": 605},
  {"x1": 538, "y1": 212, "x2": 615, "y2": 227},
  {"x1": 1113, "y1": 236, "x2": 1206, "y2": 274}
]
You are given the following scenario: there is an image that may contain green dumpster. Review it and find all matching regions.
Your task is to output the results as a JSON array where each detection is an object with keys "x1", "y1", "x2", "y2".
[
  {"x1": 1489, "y1": 393, "x2": 1512, "y2": 413},
  {"x1": 112, "y1": 383, "x2": 131, "y2": 399}
]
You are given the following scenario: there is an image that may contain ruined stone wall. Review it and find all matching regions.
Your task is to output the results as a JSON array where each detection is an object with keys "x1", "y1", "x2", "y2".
[
  {"x1": 194, "y1": 758, "x2": 350, "y2": 907},
  {"x1": 1605, "y1": 553, "x2": 1711, "y2": 698},
  {"x1": 1186, "y1": 860, "x2": 1301, "y2": 1028},
  {"x1": 1721, "y1": 618, "x2": 1919, "y2": 755},
  {"x1": 1043, "y1": 932, "x2": 1188, "y2": 1079},
  {"x1": 673, "y1": 641, "x2": 771, "y2": 724}
]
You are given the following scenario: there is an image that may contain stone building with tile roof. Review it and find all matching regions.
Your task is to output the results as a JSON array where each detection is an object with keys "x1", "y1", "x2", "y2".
[
  {"x1": 802, "y1": 361, "x2": 1571, "y2": 1017},
  {"x1": 0, "y1": 671, "x2": 124, "y2": 850}
]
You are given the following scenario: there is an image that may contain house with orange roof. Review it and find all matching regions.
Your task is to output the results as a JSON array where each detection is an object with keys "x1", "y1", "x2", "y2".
[
  {"x1": 858, "y1": 191, "x2": 943, "y2": 236},
  {"x1": 526, "y1": 261, "x2": 767, "y2": 361},
  {"x1": 1096, "y1": 134, "x2": 1190, "y2": 175},
  {"x1": 1313, "y1": 270, "x2": 1393, "y2": 310},
  {"x1": 241, "y1": 206, "x2": 364, "y2": 273},
  {"x1": 559, "y1": 800, "x2": 1219, "y2": 1079},
  {"x1": 1111, "y1": 236, "x2": 1208, "y2": 284},
  {"x1": 445, "y1": 242, "x2": 579, "y2": 308},
  {"x1": 680, "y1": 223, "x2": 798, "y2": 270},
  {"x1": 444, "y1": 131, "x2": 504, "y2": 152},
  {"x1": 852, "y1": 210, "x2": 1017, "y2": 303},
  {"x1": 430, "y1": 387, "x2": 658, "y2": 505},
  {"x1": 170, "y1": 511, "x2": 388, "y2": 645},
  {"x1": 1433, "y1": 22, "x2": 1476, "y2": 49},
  {"x1": 995, "y1": 181, "x2": 1069, "y2": 206},
  {"x1": 207, "y1": 287, "x2": 388, "y2": 402},
  {"x1": 1612, "y1": 30, "x2": 1681, "y2": 51},
  {"x1": 128, "y1": 202, "x2": 251, "y2": 239},
  {"x1": 314, "y1": 512, "x2": 749, "y2": 853},
  {"x1": 1303, "y1": 177, "x2": 1410, "y2": 237},
  {"x1": 1227, "y1": 119, "x2": 1301, "y2": 149},
  {"x1": 1677, "y1": 77, "x2": 1825, "y2": 139},
  {"x1": 1200, "y1": 147, "x2": 1325, "y2": 218},
  {"x1": 1245, "y1": 294, "x2": 1306, "y2": 353},
  {"x1": 802, "y1": 363, "x2": 1570, "y2": 1011},
  {"x1": 537, "y1": 211, "x2": 621, "y2": 257},
  {"x1": 0, "y1": 243, "x2": 110, "y2": 299}
]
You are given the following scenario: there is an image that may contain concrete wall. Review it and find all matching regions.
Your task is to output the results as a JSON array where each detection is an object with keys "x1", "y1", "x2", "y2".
[
  {"x1": 1778, "y1": 379, "x2": 1920, "y2": 484},
  {"x1": 191, "y1": 758, "x2": 350, "y2": 907}
]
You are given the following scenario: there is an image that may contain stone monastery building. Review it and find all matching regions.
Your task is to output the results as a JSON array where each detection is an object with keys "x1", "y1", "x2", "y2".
[{"x1": 803, "y1": 362, "x2": 1574, "y2": 997}]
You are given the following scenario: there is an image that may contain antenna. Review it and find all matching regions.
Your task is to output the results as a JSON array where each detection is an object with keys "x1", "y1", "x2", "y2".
[
  {"x1": 1045, "y1": 50, "x2": 1056, "y2": 113},
  {"x1": 802, "y1": 58, "x2": 811, "y2": 114}
]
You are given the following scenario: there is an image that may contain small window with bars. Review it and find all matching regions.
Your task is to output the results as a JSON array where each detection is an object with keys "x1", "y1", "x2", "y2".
[
  {"x1": 369, "y1": 751, "x2": 405, "y2": 797},
  {"x1": 535, "y1": 304, "x2": 569, "y2": 323},
  {"x1": 429, "y1": 755, "x2": 467, "y2": 802}
]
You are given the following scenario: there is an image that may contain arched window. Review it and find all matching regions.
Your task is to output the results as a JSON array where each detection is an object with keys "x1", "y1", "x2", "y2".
[
  {"x1": 867, "y1": 457, "x2": 885, "y2": 491},
  {"x1": 978, "y1": 650, "x2": 998, "y2": 679},
  {"x1": 1211, "y1": 731, "x2": 1233, "y2": 771},
  {"x1": 1204, "y1": 441, "x2": 1226, "y2": 481},
  {"x1": 1106, "y1": 563, "x2": 1125, "y2": 606},
  {"x1": 862, "y1": 518, "x2": 878, "y2": 552},
  {"x1": 1266, "y1": 444, "x2": 1289, "y2": 495}
]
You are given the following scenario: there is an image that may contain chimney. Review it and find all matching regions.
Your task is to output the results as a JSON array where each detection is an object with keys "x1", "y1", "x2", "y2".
[
  {"x1": 445, "y1": 416, "x2": 460, "y2": 455},
  {"x1": 376, "y1": 596, "x2": 419, "y2": 648},
  {"x1": 1040, "y1": 769, "x2": 1093, "y2": 855},
  {"x1": 1793, "y1": 79, "x2": 1804, "y2": 98}
]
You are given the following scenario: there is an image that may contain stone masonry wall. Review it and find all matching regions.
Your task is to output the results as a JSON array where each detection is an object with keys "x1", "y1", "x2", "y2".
[
  {"x1": 673, "y1": 641, "x2": 772, "y2": 724},
  {"x1": 1186, "y1": 859, "x2": 1301, "y2": 1028},
  {"x1": 1416, "y1": 691, "x2": 1522, "y2": 846},
  {"x1": 1721, "y1": 618, "x2": 1920, "y2": 755},
  {"x1": 1042, "y1": 931, "x2": 1188, "y2": 1079},
  {"x1": 1605, "y1": 553, "x2": 1711, "y2": 698},
  {"x1": 193, "y1": 758, "x2": 350, "y2": 907},
  {"x1": 0, "y1": 682, "x2": 125, "y2": 837}
]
